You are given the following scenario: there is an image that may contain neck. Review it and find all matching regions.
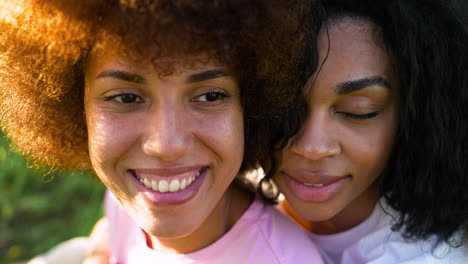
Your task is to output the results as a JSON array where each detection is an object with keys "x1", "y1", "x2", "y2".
[
  {"x1": 313, "y1": 187, "x2": 379, "y2": 235},
  {"x1": 146, "y1": 183, "x2": 254, "y2": 254}
]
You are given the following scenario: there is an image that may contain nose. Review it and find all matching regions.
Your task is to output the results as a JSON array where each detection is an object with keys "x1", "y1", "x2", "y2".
[
  {"x1": 289, "y1": 111, "x2": 340, "y2": 161},
  {"x1": 142, "y1": 102, "x2": 190, "y2": 161}
]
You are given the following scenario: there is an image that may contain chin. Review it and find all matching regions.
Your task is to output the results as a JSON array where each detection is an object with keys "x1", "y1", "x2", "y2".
[
  {"x1": 286, "y1": 194, "x2": 343, "y2": 222},
  {"x1": 300, "y1": 205, "x2": 338, "y2": 222}
]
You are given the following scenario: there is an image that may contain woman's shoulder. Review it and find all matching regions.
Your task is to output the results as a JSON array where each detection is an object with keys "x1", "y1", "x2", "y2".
[
  {"x1": 311, "y1": 198, "x2": 468, "y2": 264},
  {"x1": 105, "y1": 193, "x2": 324, "y2": 263},
  {"x1": 250, "y1": 199, "x2": 324, "y2": 263},
  {"x1": 342, "y1": 223, "x2": 468, "y2": 264}
]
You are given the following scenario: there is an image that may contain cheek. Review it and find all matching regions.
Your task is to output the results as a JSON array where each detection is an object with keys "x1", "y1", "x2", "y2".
[
  {"x1": 344, "y1": 123, "x2": 396, "y2": 178},
  {"x1": 193, "y1": 108, "x2": 244, "y2": 169},
  {"x1": 86, "y1": 109, "x2": 138, "y2": 172}
]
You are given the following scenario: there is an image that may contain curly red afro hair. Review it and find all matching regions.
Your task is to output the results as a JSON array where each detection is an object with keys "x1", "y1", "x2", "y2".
[{"x1": 0, "y1": 0, "x2": 314, "y2": 172}]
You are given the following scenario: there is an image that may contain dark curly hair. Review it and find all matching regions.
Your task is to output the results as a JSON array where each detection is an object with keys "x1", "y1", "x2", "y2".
[
  {"x1": 313, "y1": 0, "x2": 468, "y2": 247},
  {"x1": 0, "y1": 0, "x2": 314, "y2": 174}
]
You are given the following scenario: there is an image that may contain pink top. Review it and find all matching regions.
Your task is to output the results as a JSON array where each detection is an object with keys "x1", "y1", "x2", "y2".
[{"x1": 105, "y1": 191, "x2": 323, "y2": 264}]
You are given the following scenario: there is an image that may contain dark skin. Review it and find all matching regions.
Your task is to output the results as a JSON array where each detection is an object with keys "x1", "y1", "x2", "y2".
[{"x1": 273, "y1": 18, "x2": 398, "y2": 234}]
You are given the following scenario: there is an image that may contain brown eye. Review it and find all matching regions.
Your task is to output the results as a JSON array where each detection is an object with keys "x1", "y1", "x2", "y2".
[
  {"x1": 200, "y1": 92, "x2": 223, "y2": 102},
  {"x1": 192, "y1": 91, "x2": 230, "y2": 103},
  {"x1": 105, "y1": 94, "x2": 143, "y2": 104}
]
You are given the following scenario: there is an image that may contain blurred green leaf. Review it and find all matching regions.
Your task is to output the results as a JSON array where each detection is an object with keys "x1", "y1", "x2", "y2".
[{"x1": 0, "y1": 133, "x2": 106, "y2": 263}]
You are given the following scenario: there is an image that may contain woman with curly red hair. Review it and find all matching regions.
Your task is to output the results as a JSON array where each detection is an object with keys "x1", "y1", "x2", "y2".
[{"x1": 0, "y1": 0, "x2": 324, "y2": 263}]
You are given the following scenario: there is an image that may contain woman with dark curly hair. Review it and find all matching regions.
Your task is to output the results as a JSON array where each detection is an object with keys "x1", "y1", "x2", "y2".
[
  {"x1": 271, "y1": 0, "x2": 468, "y2": 262},
  {"x1": 0, "y1": 0, "x2": 324, "y2": 263}
]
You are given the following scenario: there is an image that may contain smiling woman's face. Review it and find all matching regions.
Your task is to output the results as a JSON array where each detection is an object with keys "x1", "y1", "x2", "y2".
[
  {"x1": 274, "y1": 18, "x2": 399, "y2": 231},
  {"x1": 84, "y1": 43, "x2": 244, "y2": 243}
]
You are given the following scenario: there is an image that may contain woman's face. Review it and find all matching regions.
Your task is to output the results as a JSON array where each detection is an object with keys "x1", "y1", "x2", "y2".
[
  {"x1": 84, "y1": 45, "x2": 244, "y2": 239},
  {"x1": 274, "y1": 19, "x2": 399, "y2": 228}
]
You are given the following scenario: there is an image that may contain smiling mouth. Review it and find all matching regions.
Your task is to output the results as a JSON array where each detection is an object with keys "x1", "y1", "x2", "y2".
[
  {"x1": 129, "y1": 167, "x2": 206, "y2": 193},
  {"x1": 283, "y1": 172, "x2": 351, "y2": 202},
  {"x1": 283, "y1": 170, "x2": 349, "y2": 187}
]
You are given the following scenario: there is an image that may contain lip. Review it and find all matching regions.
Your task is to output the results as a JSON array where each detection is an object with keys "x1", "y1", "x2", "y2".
[
  {"x1": 130, "y1": 167, "x2": 208, "y2": 206},
  {"x1": 284, "y1": 169, "x2": 346, "y2": 185},
  {"x1": 136, "y1": 166, "x2": 202, "y2": 176},
  {"x1": 282, "y1": 171, "x2": 350, "y2": 202},
  {"x1": 133, "y1": 166, "x2": 203, "y2": 182}
]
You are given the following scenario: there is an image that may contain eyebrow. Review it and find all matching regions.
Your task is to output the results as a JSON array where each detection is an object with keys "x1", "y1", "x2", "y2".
[
  {"x1": 95, "y1": 69, "x2": 230, "y2": 84},
  {"x1": 96, "y1": 70, "x2": 146, "y2": 84},
  {"x1": 336, "y1": 76, "x2": 391, "y2": 95},
  {"x1": 185, "y1": 69, "x2": 230, "y2": 83}
]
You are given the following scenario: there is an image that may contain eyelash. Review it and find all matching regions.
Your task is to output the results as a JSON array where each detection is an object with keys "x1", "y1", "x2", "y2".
[
  {"x1": 191, "y1": 91, "x2": 231, "y2": 103},
  {"x1": 103, "y1": 91, "x2": 230, "y2": 104},
  {"x1": 104, "y1": 93, "x2": 143, "y2": 104},
  {"x1": 340, "y1": 111, "x2": 380, "y2": 120}
]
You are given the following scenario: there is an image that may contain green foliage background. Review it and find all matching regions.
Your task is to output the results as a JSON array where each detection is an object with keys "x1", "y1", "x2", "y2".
[{"x1": 0, "y1": 134, "x2": 106, "y2": 263}]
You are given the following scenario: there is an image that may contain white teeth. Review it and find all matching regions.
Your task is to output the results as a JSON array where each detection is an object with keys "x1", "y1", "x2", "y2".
[
  {"x1": 138, "y1": 168, "x2": 204, "y2": 192},
  {"x1": 151, "y1": 180, "x2": 158, "y2": 191},
  {"x1": 169, "y1": 179, "x2": 180, "y2": 192},
  {"x1": 144, "y1": 178, "x2": 151, "y2": 188},
  {"x1": 181, "y1": 179, "x2": 187, "y2": 189},
  {"x1": 304, "y1": 183, "x2": 324, "y2": 187},
  {"x1": 159, "y1": 180, "x2": 169, "y2": 192}
]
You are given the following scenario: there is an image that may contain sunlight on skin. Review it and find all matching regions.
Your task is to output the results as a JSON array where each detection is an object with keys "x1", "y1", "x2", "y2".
[
  {"x1": 274, "y1": 18, "x2": 398, "y2": 234},
  {"x1": 84, "y1": 43, "x2": 250, "y2": 253}
]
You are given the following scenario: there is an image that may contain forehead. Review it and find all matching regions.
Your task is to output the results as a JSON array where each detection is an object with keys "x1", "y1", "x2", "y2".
[
  {"x1": 311, "y1": 18, "x2": 395, "y2": 90},
  {"x1": 86, "y1": 39, "x2": 226, "y2": 78}
]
